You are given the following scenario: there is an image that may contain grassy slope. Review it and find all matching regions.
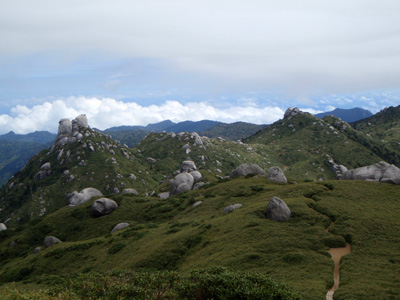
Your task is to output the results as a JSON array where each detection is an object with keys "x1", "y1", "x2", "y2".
[
  {"x1": 1, "y1": 178, "x2": 399, "y2": 299},
  {"x1": 245, "y1": 113, "x2": 384, "y2": 180},
  {"x1": 0, "y1": 128, "x2": 161, "y2": 226}
]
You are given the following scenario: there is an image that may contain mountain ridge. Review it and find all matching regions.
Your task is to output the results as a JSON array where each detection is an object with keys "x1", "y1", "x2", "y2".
[{"x1": 315, "y1": 107, "x2": 372, "y2": 122}]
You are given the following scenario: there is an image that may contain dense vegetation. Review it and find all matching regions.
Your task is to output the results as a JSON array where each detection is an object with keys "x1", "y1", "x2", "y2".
[{"x1": 0, "y1": 268, "x2": 302, "y2": 299}]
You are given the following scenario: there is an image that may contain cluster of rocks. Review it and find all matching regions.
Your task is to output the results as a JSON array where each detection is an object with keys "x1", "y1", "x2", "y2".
[
  {"x1": 342, "y1": 161, "x2": 400, "y2": 185},
  {"x1": 229, "y1": 163, "x2": 287, "y2": 184},
  {"x1": 166, "y1": 159, "x2": 205, "y2": 197},
  {"x1": 36, "y1": 162, "x2": 51, "y2": 180},
  {"x1": 52, "y1": 114, "x2": 88, "y2": 150}
]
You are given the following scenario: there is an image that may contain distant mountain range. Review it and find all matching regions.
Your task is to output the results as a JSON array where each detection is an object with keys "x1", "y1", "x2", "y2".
[{"x1": 315, "y1": 107, "x2": 372, "y2": 122}]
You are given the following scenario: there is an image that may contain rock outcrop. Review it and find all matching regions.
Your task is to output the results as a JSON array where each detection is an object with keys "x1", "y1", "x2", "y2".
[
  {"x1": 265, "y1": 197, "x2": 291, "y2": 222},
  {"x1": 90, "y1": 198, "x2": 118, "y2": 217},
  {"x1": 230, "y1": 163, "x2": 265, "y2": 177},
  {"x1": 267, "y1": 166, "x2": 287, "y2": 183},
  {"x1": 111, "y1": 222, "x2": 129, "y2": 233},
  {"x1": 284, "y1": 107, "x2": 300, "y2": 119},
  {"x1": 52, "y1": 114, "x2": 88, "y2": 149},
  {"x1": 36, "y1": 162, "x2": 51, "y2": 180},
  {"x1": 68, "y1": 187, "x2": 103, "y2": 206},
  {"x1": 342, "y1": 161, "x2": 400, "y2": 184},
  {"x1": 44, "y1": 236, "x2": 62, "y2": 248}
]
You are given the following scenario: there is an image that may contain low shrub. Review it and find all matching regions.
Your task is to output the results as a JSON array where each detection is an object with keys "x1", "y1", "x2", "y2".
[
  {"x1": 323, "y1": 236, "x2": 346, "y2": 248},
  {"x1": 108, "y1": 243, "x2": 126, "y2": 254}
]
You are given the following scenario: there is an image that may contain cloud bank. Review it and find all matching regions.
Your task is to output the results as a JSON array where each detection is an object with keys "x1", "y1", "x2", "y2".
[
  {"x1": 1, "y1": 0, "x2": 400, "y2": 96},
  {"x1": 0, "y1": 97, "x2": 289, "y2": 134}
]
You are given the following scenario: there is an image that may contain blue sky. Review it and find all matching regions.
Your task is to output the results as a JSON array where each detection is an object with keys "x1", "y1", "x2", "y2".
[{"x1": 1, "y1": 0, "x2": 400, "y2": 133}]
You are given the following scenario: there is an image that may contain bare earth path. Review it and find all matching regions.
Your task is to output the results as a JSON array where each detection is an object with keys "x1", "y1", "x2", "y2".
[{"x1": 325, "y1": 226, "x2": 352, "y2": 300}]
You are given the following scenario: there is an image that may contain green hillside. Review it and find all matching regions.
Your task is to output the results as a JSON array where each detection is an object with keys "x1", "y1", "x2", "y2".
[
  {"x1": 0, "y1": 179, "x2": 399, "y2": 299},
  {"x1": 0, "y1": 141, "x2": 50, "y2": 188},
  {"x1": 244, "y1": 111, "x2": 385, "y2": 180},
  {"x1": 0, "y1": 127, "x2": 162, "y2": 227},
  {"x1": 352, "y1": 105, "x2": 400, "y2": 153}
]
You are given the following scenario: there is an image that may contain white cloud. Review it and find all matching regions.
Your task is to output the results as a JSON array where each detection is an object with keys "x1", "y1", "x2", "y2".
[{"x1": 0, "y1": 97, "x2": 284, "y2": 134}]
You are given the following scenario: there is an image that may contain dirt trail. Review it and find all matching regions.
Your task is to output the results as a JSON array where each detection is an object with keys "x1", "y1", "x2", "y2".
[{"x1": 325, "y1": 221, "x2": 351, "y2": 300}]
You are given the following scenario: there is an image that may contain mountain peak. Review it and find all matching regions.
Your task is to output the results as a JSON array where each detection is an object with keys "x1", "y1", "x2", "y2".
[{"x1": 315, "y1": 107, "x2": 372, "y2": 123}]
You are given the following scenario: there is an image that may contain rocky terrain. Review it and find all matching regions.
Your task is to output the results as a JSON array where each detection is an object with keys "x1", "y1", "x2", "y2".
[{"x1": 0, "y1": 107, "x2": 399, "y2": 299}]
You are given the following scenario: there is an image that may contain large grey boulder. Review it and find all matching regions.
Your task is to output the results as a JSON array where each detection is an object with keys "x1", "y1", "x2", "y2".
[
  {"x1": 265, "y1": 196, "x2": 291, "y2": 222},
  {"x1": 44, "y1": 236, "x2": 62, "y2": 248},
  {"x1": 68, "y1": 187, "x2": 103, "y2": 206},
  {"x1": 190, "y1": 171, "x2": 202, "y2": 182},
  {"x1": 343, "y1": 161, "x2": 400, "y2": 184},
  {"x1": 0, "y1": 223, "x2": 7, "y2": 231},
  {"x1": 57, "y1": 118, "x2": 72, "y2": 136},
  {"x1": 111, "y1": 222, "x2": 129, "y2": 233},
  {"x1": 170, "y1": 172, "x2": 195, "y2": 195},
  {"x1": 90, "y1": 198, "x2": 118, "y2": 217},
  {"x1": 73, "y1": 114, "x2": 89, "y2": 128},
  {"x1": 267, "y1": 166, "x2": 288, "y2": 183},
  {"x1": 230, "y1": 163, "x2": 265, "y2": 177},
  {"x1": 180, "y1": 160, "x2": 197, "y2": 173}
]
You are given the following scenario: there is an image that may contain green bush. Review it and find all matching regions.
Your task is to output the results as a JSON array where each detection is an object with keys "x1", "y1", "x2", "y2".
[
  {"x1": 282, "y1": 252, "x2": 305, "y2": 264},
  {"x1": 179, "y1": 267, "x2": 303, "y2": 300},
  {"x1": 323, "y1": 236, "x2": 346, "y2": 248},
  {"x1": 108, "y1": 243, "x2": 126, "y2": 254}
]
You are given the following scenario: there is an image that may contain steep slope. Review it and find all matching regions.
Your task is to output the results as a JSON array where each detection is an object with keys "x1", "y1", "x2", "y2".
[
  {"x1": 0, "y1": 115, "x2": 162, "y2": 227},
  {"x1": 352, "y1": 105, "x2": 400, "y2": 151},
  {"x1": 0, "y1": 141, "x2": 50, "y2": 188},
  {"x1": 0, "y1": 131, "x2": 56, "y2": 187},
  {"x1": 315, "y1": 107, "x2": 372, "y2": 122},
  {"x1": 323, "y1": 115, "x2": 400, "y2": 166},
  {"x1": 244, "y1": 108, "x2": 385, "y2": 180}
]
